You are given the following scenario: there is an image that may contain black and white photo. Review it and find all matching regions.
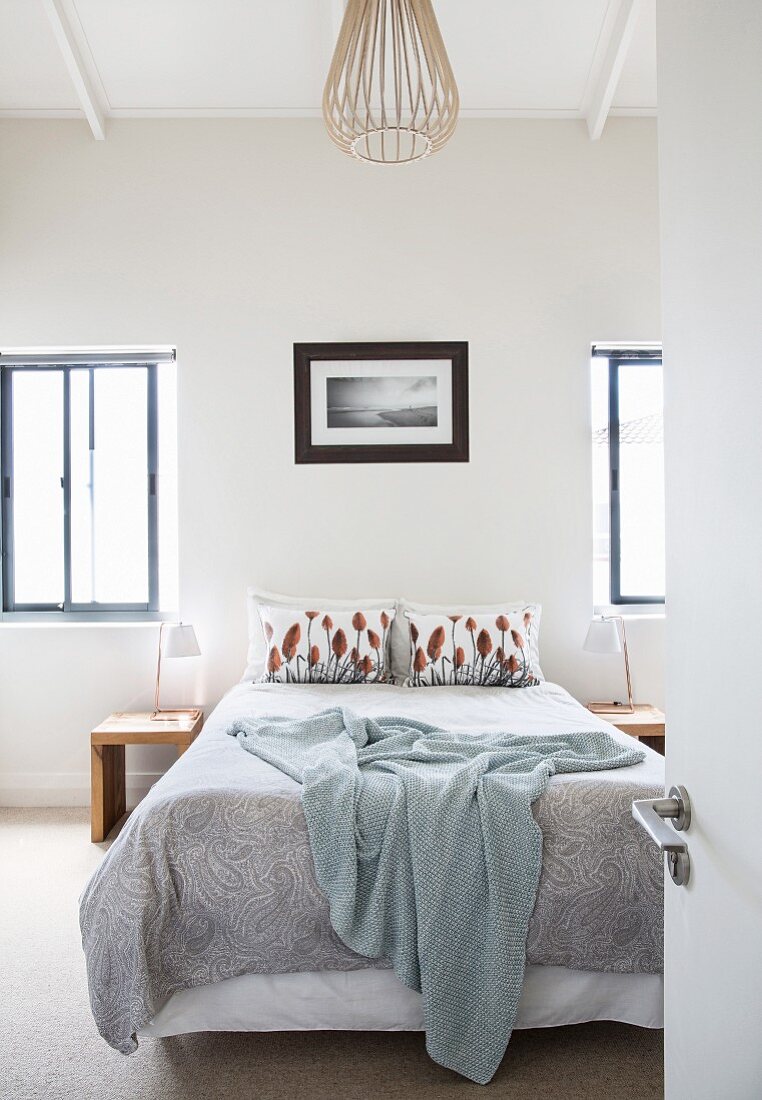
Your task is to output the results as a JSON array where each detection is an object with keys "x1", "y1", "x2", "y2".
[
  {"x1": 326, "y1": 375, "x2": 438, "y2": 429},
  {"x1": 293, "y1": 342, "x2": 469, "y2": 464}
]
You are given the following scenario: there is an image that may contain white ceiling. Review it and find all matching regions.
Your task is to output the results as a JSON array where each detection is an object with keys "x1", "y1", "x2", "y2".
[{"x1": 0, "y1": 0, "x2": 656, "y2": 134}]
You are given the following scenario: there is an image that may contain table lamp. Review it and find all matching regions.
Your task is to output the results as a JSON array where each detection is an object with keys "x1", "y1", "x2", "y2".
[
  {"x1": 152, "y1": 622, "x2": 201, "y2": 721},
  {"x1": 584, "y1": 616, "x2": 634, "y2": 714}
]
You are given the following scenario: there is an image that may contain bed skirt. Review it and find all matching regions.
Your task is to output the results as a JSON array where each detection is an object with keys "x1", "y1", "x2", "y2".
[{"x1": 138, "y1": 964, "x2": 664, "y2": 1039}]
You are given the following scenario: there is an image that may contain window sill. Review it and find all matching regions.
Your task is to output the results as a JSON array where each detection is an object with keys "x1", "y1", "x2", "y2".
[
  {"x1": 0, "y1": 612, "x2": 176, "y2": 625},
  {"x1": 594, "y1": 604, "x2": 665, "y2": 620}
]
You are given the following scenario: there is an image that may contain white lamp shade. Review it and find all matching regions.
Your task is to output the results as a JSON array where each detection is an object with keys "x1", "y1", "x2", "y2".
[
  {"x1": 583, "y1": 618, "x2": 622, "y2": 655},
  {"x1": 162, "y1": 623, "x2": 201, "y2": 659}
]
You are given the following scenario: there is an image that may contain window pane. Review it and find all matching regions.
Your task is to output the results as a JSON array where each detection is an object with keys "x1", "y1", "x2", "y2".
[
  {"x1": 70, "y1": 370, "x2": 93, "y2": 603},
  {"x1": 157, "y1": 362, "x2": 178, "y2": 613},
  {"x1": 70, "y1": 367, "x2": 148, "y2": 604},
  {"x1": 618, "y1": 363, "x2": 665, "y2": 597},
  {"x1": 591, "y1": 359, "x2": 611, "y2": 606},
  {"x1": 11, "y1": 371, "x2": 64, "y2": 605}
]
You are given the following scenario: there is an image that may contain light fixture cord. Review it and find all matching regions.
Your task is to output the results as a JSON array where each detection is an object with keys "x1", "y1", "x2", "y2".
[
  {"x1": 617, "y1": 616, "x2": 634, "y2": 710},
  {"x1": 154, "y1": 621, "x2": 166, "y2": 713}
]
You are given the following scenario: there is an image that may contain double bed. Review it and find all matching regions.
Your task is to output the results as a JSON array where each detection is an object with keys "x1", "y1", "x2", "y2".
[{"x1": 80, "y1": 678, "x2": 664, "y2": 1063}]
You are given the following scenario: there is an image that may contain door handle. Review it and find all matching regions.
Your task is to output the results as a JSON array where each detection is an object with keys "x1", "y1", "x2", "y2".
[{"x1": 632, "y1": 785, "x2": 691, "y2": 886}]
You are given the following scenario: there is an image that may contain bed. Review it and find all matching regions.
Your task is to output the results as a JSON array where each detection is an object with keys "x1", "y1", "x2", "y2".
[{"x1": 80, "y1": 677, "x2": 664, "y2": 1064}]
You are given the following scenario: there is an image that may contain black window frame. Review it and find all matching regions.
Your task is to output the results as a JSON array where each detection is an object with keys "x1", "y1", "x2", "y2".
[
  {"x1": 606, "y1": 352, "x2": 665, "y2": 606},
  {"x1": 1, "y1": 357, "x2": 163, "y2": 619}
]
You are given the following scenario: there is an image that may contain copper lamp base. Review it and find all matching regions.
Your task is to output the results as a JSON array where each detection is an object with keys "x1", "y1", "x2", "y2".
[
  {"x1": 150, "y1": 707, "x2": 202, "y2": 722},
  {"x1": 587, "y1": 700, "x2": 635, "y2": 715}
]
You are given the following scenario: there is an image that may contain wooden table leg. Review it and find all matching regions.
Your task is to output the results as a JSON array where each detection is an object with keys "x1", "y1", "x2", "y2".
[
  {"x1": 91, "y1": 743, "x2": 126, "y2": 842},
  {"x1": 640, "y1": 734, "x2": 666, "y2": 756}
]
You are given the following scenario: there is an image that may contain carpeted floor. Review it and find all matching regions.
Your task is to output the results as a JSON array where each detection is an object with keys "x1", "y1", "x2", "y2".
[{"x1": 0, "y1": 808, "x2": 663, "y2": 1100}]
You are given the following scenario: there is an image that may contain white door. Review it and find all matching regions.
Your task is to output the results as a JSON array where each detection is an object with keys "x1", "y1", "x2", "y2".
[{"x1": 656, "y1": 3, "x2": 762, "y2": 1097}]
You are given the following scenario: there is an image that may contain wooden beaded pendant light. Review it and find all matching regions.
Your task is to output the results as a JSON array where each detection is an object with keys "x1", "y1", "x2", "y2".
[{"x1": 323, "y1": 0, "x2": 459, "y2": 165}]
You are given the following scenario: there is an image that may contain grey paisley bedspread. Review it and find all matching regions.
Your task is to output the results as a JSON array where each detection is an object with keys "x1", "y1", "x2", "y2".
[{"x1": 79, "y1": 682, "x2": 664, "y2": 1055}]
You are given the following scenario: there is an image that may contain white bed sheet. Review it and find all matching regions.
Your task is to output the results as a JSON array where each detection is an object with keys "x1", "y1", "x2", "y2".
[{"x1": 187, "y1": 678, "x2": 664, "y2": 793}]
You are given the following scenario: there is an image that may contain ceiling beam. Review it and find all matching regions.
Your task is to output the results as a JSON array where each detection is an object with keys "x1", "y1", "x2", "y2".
[
  {"x1": 585, "y1": 0, "x2": 643, "y2": 141},
  {"x1": 42, "y1": 0, "x2": 107, "y2": 140}
]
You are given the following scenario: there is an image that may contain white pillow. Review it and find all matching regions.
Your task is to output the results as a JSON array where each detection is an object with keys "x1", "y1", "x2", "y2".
[
  {"x1": 394, "y1": 600, "x2": 543, "y2": 684},
  {"x1": 258, "y1": 605, "x2": 396, "y2": 684},
  {"x1": 243, "y1": 588, "x2": 398, "y2": 682}
]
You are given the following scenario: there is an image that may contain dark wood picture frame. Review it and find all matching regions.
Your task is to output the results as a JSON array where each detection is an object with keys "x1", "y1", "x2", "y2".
[{"x1": 294, "y1": 341, "x2": 469, "y2": 464}]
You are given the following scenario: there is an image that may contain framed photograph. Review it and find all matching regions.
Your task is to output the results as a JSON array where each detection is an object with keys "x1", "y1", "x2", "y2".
[{"x1": 294, "y1": 342, "x2": 469, "y2": 464}]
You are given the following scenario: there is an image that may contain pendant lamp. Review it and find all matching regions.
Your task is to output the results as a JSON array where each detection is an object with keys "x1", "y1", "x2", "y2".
[{"x1": 323, "y1": 0, "x2": 459, "y2": 165}]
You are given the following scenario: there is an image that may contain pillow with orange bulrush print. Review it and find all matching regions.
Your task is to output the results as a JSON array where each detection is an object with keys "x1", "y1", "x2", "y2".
[
  {"x1": 404, "y1": 609, "x2": 541, "y2": 688},
  {"x1": 258, "y1": 606, "x2": 396, "y2": 685}
]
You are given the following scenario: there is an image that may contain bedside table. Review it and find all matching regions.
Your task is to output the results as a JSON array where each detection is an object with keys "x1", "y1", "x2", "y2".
[
  {"x1": 588, "y1": 703, "x2": 665, "y2": 756},
  {"x1": 90, "y1": 710, "x2": 204, "y2": 842}
]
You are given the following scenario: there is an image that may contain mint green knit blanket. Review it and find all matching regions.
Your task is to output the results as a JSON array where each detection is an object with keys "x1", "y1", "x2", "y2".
[{"x1": 228, "y1": 708, "x2": 644, "y2": 1084}]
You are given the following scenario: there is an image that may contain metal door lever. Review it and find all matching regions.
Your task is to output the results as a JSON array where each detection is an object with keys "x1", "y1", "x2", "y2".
[{"x1": 632, "y1": 785, "x2": 691, "y2": 886}]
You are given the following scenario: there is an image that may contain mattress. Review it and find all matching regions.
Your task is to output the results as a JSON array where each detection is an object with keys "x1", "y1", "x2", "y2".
[{"x1": 81, "y1": 680, "x2": 664, "y2": 1053}]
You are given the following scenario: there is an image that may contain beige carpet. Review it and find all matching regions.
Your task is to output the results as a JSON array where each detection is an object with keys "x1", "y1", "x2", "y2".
[{"x1": 0, "y1": 808, "x2": 663, "y2": 1099}]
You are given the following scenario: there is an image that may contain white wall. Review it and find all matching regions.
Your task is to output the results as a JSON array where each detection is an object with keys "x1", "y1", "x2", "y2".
[
  {"x1": 0, "y1": 118, "x2": 662, "y2": 805},
  {"x1": 657, "y1": 2, "x2": 762, "y2": 1096}
]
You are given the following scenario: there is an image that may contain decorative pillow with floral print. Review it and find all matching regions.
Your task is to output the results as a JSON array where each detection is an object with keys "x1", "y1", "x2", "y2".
[
  {"x1": 404, "y1": 609, "x2": 541, "y2": 688},
  {"x1": 257, "y1": 606, "x2": 396, "y2": 684}
]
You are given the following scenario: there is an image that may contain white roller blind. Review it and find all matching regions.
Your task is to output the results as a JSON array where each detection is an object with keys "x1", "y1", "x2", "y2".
[{"x1": 0, "y1": 348, "x2": 175, "y2": 366}]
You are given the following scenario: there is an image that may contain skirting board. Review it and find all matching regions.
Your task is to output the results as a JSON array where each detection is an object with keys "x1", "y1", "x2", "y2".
[{"x1": 0, "y1": 771, "x2": 164, "y2": 808}]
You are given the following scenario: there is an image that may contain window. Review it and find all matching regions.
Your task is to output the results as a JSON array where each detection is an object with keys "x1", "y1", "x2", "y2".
[
  {"x1": 591, "y1": 346, "x2": 665, "y2": 606},
  {"x1": 1, "y1": 349, "x2": 177, "y2": 618}
]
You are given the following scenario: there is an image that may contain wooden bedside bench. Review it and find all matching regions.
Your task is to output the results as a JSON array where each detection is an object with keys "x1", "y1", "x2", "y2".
[
  {"x1": 588, "y1": 703, "x2": 665, "y2": 756},
  {"x1": 90, "y1": 710, "x2": 203, "y2": 842}
]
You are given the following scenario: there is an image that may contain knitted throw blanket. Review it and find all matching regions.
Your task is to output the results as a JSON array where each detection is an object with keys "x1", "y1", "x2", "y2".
[{"x1": 228, "y1": 708, "x2": 644, "y2": 1084}]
